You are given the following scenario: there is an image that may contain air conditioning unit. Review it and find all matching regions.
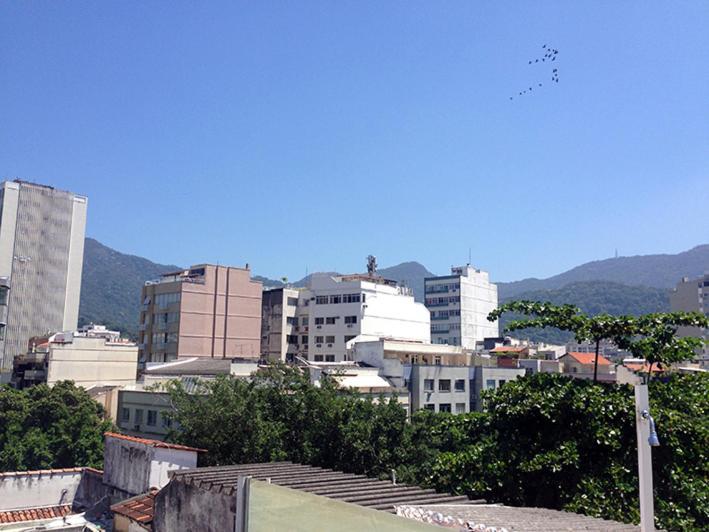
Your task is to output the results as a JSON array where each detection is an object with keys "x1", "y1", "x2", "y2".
[
  {"x1": 327, "y1": 343, "x2": 333, "y2": 347},
  {"x1": 316, "y1": 325, "x2": 322, "y2": 329},
  {"x1": 316, "y1": 344, "x2": 322, "y2": 348},
  {"x1": 347, "y1": 324, "x2": 353, "y2": 328}
]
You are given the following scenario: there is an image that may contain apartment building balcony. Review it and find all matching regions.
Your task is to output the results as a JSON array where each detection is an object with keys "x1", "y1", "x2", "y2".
[
  {"x1": 431, "y1": 329, "x2": 450, "y2": 334},
  {"x1": 431, "y1": 316, "x2": 450, "y2": 321}
]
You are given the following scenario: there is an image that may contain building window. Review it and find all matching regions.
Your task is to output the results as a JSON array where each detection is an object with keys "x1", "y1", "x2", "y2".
[
  {"x1": 434, "y1": 356, "x2": 442, "y2": 365},
  {"x1": 326, "y1": 317, "x2": 338, "y2": 324},
  {"x1": 147, "y1": 410, "x2": 157, "y2": 426},
  {"x1": 155, "y1": 292, "x2": 181, "y2": 308},
  {"x1": 315, "y1": 296, "x2": 329, "y2": 305},
  {"x1": 454, "y1": 379, "x2": 466, "y2": 392},
  {"x1": 344, "y1": 335, "x2": 356, "y2": 343},
  {"x1": 455, "y1": 403, "x2": 466, "y2": 414},
  {"x1": 343, "y1": 293, "x2": 361, "y2": 303},
  {"x1": 424, "y1": 379, "x2": 434, "y2": 392},
  {"x1": 161, "y1": 412, "x2": 172, "y2": 428},
  {"x1": 344, "y1": 316, "x2": 357, "y2": 324},
  {"x1": 287, "y1": 297, "x2": 298, "y2": 306},
  {"x1": 315, "y1": 336, "x2": 324, "y2": 344},
  {"x1": 486, "y1": 379, "x2": 496, "y2": 390},
  {"x1": 314, "y1": 355, "x2": 324, "y2": 362},
  {"x1": 135, "y1": 409, "x2": 144, "y2": 425},
  {"x1": 499, "y1": 379, "x2": 507, "y2": 387},
  {"x1": 439, "y1": 403, "x2": 452, "y2": 413},
  {"x1": 287, "y1": 335, "x2": 298, "y2": 345},
  {"x1": 328, "y1": 295, "x2": 341, "y2": 304},
  {"x1": 120, "y1": 408, "x2": 130, "y2": 422},
  {"x1": 286, "y1": 317, "x2": 297, "y2": 325},
  {"x1": 315, "y1": 317, "x2": 325, "y2": 325},
  {"x1": 325, "y1": 336, "x2": 335, "y2": 344},
  {"x1": 439, "y1": 379, "x2": 451, "y2": 392},
  {"x1": 424, "y1": 404, "x2": 435, "y2": 411},
  {"x1": 301, "y1": 317, "x2": 309, "y2": 325},
  {"x1": 301, "y1": 335, "x2": 308, "y2": 344},
  {"x1": 325, "y1": 355, "x2": 335, "y2": 362}
]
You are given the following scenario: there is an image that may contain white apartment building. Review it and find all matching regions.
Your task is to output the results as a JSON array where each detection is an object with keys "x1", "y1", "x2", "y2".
[
  {"x1": 424, "y1": 265, "x2": 499, "y2": 348},
  {"x1": 0, "y1": 180, "x2": 87, "y2": 382},
  {"x1": 670, "y1": 274, "x2": 709, "y2": 367},
  {"x1": 297, "y1": 273, "x2": 430, "y2": 362}
]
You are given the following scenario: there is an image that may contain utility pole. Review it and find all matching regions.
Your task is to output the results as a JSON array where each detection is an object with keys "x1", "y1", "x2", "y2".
[{"x1": 635, "y1": 383, "x2": 656, "y2": 532}]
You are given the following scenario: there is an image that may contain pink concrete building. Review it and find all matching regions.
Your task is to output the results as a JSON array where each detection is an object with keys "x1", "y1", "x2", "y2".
[{"x1": 138, "y1": 265, "x2": 262, "y2": 364}]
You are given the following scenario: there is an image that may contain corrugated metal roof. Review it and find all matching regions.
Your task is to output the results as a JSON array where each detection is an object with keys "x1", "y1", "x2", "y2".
[
  {"x1": 170, "y1": 462, "x2": 475, "y2": 512},
  {"x1": 145, "y1": 357, "x2": 233, "y2": 376}
]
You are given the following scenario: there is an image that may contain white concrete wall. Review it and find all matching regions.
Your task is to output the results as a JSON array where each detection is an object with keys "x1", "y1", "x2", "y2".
[
  {"x1": 0, "y1": 182, "x2": 19, "y2": 279},
  {"x1": 307, "y1": 275, "x2": 430, "y2": 362},
  {"x1": 47, "y1": 337, "x2": 138, "y2": 388},
  {"x1": 0, "y1": 471, "x2": 82, "y2": 510},
  {"x1": 62, "y1": 195, "x2": 87, "y2": 331},
  {"x1": 149, "y1": 447, "x2": 199, "y2": 490}
]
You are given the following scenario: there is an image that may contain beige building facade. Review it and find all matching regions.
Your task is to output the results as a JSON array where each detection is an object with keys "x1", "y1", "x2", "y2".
[
  {"x1": 139, "y1": 264, "x2": 262, "y2": 364},
  {"x1": 13, "y1": 331, "x2": 138, "y2": 389}
]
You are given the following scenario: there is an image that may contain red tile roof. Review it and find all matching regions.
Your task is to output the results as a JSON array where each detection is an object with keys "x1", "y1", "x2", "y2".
[
  {"x1": 624, "y1": 362, "x2": 663, "y2": 373},
  {"x1": 0, "y1": 504, "x2": 72, "y2": 524},
  {"x1": 564, "y1": 352, "x2": 611, "y2": 365},
  {"x1": 111, "y1": 489, "x2": 157, "y2": 526},
  {"x1": 105, "y1": 432, "x2": 206, "y2": 452},
  {"x1": 490, "y1": 346, "x2": 527, "y2": 353}
]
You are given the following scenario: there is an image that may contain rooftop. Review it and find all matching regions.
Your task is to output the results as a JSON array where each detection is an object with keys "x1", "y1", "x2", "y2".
[
  {"x1": 0, "y1": 504, "x2": 72, "y2": 524},
  {"x1": 398, "y1": 504, "x2": 638, "y2": 531},
  {"x1": 144, "y1": 357, "x2": 233, "y2": 376},
  {"x1": 111, "y1": 489, "x2": 157, "y2": 528},
  {"x1": 106, "y1": 432, "x2": 207, "y2": 453},
  {"x1": 563, "y1": 352, "x2": 612, "y2": 366},
  {"x1": 169, "y1": 461, "x2": 473, "y2": 512}
]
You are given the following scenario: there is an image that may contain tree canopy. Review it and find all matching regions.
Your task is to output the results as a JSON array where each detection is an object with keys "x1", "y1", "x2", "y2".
[
  {"x1": 0, "y1": 381, "x2": 114, "y2": 472},
  {"x1": 164, "y1": 367, "x2": 709, "y2": 531}
]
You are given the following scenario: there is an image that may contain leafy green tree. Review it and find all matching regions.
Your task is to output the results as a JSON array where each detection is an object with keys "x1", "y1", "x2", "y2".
[
  {"x1": 0, "y1": 381, "x2": 114, "y2": 471},
  {"x1": 489, "y1": 303, "x2": 707, "y2": 382},
  {"x1": 615, "y1": 312, "x2": 708, "y2": 376},
  {"x1": 426, "y1": 373, "x2": 708, "y2": 531}
]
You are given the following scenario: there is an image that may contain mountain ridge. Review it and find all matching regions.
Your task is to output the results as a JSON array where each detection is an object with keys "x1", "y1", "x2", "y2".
[{"x1": 78, "y1": 239, "x2": 707, "y2": 338}]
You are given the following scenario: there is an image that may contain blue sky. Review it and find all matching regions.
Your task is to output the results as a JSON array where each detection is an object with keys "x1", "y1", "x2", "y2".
[{"x1": 1, "y1": 1, "x2": 707, "y2": 282}]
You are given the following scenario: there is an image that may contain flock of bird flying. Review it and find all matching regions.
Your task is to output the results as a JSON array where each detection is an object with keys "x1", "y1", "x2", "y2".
[{"x1": 510, "y1": 44, "x2": 559, "y2": 100}]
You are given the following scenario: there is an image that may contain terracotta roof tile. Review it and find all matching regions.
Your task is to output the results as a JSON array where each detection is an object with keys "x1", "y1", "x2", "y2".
[
  {"x1": 564, "y1": 352, "x2": 612, "y2": 365},
  {"x1": 0, "y1": 505, "x2": 72, "y2": 524},
  {"x1": 111, "y1": 489, "x2": 157, "y2": 525},
  {"x1": 624, "y1": 362, "x2": 663, "y2": 373},
  {"x1": 105, "y1": 432, "x2": 206, "y2": 453},
  {"x1": 490, "y1": 346, "x2": 527, "y2": 353}
]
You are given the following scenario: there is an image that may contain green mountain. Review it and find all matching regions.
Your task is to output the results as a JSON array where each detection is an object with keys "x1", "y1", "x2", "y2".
[
  {"x1": 78, "y1": 239, "x2": 704, "y2": 342},
  {"x1": 498, "y1": 281, "x2": 671, "y2": 344},
  {"x1": 499, "y1": 244, "x2": 709, "y2": 299},
  {"x1": 78, "y1": 238, "x2": 179, "y2": 338}
]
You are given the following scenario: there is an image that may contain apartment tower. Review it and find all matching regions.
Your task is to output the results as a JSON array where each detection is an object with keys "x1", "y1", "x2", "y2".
[
  {"x1": 670, "y1": 274, "x2": 709, "y2": 367},
  {"x1": 139, "y1": 264, "x2": 262, "y2": 364},
  {"x1": 0, "y1": 180, "x2": 87, "y2": 382},
  {"x1": 424, "y1": 265, "x2": 499, "y2": 348}
]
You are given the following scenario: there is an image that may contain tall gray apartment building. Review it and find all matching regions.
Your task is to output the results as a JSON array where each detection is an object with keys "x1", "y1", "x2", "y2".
[{"x1": 0, "y1": 180, "x2": 87, "y2": 382}]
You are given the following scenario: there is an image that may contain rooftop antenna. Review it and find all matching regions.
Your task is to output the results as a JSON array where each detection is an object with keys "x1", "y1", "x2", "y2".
[
  {"x1": 468, "y1": 247, "x2": 472, "y2": 266},
  {"x1": 615, "y1": 248, "x2": 618, "y2": 259},
  {"x1": 367, "y1": 255, "x2": 377, "y2": 276}
]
